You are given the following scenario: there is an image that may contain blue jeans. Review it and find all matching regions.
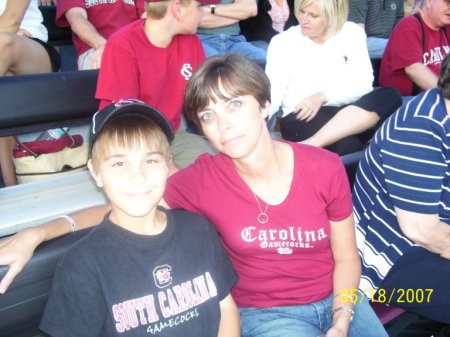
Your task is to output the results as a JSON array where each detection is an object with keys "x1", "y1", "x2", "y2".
[
  {"x1": 239, "y1": 294, "x2": 388, "y2": 337},
  {"x1": 366, "y1": 37, "x2": 388, "y2": 59},
  {"x1": 197, "y1": 33, "x2": 267, "y2": 63}
]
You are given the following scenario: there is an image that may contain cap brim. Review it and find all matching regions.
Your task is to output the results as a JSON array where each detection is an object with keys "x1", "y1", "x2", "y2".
[{"x1": 91, "y1": 101, "x2": 175, "y2": 147}]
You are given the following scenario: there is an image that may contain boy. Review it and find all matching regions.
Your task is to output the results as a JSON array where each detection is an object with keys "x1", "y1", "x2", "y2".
[
  {"x1": 39, "y1": 99, "x2": 240, "y2": 337},
  {"x1": 96, "y1": 0, "x2": 219, "y2": 169}
]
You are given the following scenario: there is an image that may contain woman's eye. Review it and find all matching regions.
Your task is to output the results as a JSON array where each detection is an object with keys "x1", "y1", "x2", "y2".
[
  {"x1": 146, "y1": 159, "x2": 158, "y2": 164},
  {"x1": 199, "y1": 112, "x2": 213, "y2": 123},
  {"x1": 230, "y1": 99, "x2": 242, "y2": 110}
]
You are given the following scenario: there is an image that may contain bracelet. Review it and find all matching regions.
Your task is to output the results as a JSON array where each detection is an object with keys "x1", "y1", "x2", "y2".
[
  {"x1": 331, "y1": 306, "x2": 354, "y2": 321},
  {"x1": 58, "y1": 215, "x2": 77, "y2": 232}
]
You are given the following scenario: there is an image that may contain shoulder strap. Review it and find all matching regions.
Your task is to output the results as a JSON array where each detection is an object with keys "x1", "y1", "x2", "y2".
[{"x1": 412, "y1": 13, "x2": 424, "y2": 96}]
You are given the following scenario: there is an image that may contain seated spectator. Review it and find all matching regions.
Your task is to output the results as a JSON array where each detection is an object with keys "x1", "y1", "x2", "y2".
[
  {"x1": 197, "y1": 0, "x2": 267, "y2": 62},
  {"x1": 0, "y1": 54, "x2": 389, "y2": 337},
  {"x1": 347, "y1": 0, "x2": 404, "y2": 58},
  {"x1": 95, "y1": 0, "x2": 217, "y2": 169},
  {"x1": 39, "y1": 100, "x2": 240, "y2": 337},
  {"x1": 266, "y1": 0, "x2": 402, "y2": 156},
  {"x1": 0, "y1": 0, "x2": 60, "y2": 186},
  {"x1": 55, "y1": 0, "x2": 144, "y2": 70},
  {"x1": 353, "y1": 52, "x2": 450, "y2": 325},
  {"x1": 239, "y1": 0, "x2": 298, "y2": 49},
  {"x1": 379, "y1": 0, "x2": 450, "y2": 97}
]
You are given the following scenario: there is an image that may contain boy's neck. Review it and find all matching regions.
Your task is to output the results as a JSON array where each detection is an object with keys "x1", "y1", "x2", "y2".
[
  {"x1": 109, "y1": 208, "x2": 168, "y2": 236},
  {"x1": 144, "y1": 18, "x2": 176, "y2": 48}
]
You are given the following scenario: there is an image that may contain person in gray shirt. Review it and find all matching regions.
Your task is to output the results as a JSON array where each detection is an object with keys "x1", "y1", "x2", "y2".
[{"x1": 348, "y1": 0, "x2": 404, "y2": 58}]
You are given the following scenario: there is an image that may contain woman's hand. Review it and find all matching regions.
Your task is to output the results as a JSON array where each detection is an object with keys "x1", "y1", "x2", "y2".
[
  {"x1": 294, "y1": 92, "x2": 327, "y2": 122},
  {"x1": 326, "y1": 326, "x2": 347, "y2": 337},
  {"x1": 0, "y1": 228, "x2": 42, "y2": 294}
]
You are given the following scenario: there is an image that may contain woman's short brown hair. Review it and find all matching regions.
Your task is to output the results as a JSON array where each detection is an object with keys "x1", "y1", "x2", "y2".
[{"x1": 184, "y1": 54, "x2": 271, "y2": 128}]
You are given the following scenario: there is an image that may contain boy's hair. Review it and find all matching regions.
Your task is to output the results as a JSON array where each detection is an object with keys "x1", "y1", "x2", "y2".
[
  {"x1": 145, "y1": 0, "x2": 192, "y2": 19},
  {"x1": 294, "y1": 0, "x2": 348, "y2": 39},
  {"x1": 184, "y1": 54, "x2": 271, "y2": 128},
  {"x1": 90, "y1": 116, "x2": 171, "y2": 171},
  {"x1": 438, "y1": 53, "x2": 450, "y2": 100}
]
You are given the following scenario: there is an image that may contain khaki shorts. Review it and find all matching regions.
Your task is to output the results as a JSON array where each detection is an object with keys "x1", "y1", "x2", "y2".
[{"x1": 77, "y1": 48, "x2": 95, "y2": 70}]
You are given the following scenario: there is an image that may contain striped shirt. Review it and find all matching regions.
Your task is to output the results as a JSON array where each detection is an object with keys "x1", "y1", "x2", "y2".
[
  {"x1": 348, "y1": 0, "x2": 404, "y2": 39},
  {"x1": 353, "y1": 88, "x2": 450, "y2": 291}
]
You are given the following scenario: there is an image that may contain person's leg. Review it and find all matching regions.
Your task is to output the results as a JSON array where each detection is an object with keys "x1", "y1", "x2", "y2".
[
  {"x1": 302, "y1": 87, "x2": 402, "y2": 148},
  {"x1": 347, "y1": 299, "x2": 389, "y2": 337},
  {"x1": 196, "y1": 33, "x2": 222, "y2": 57},
  {"x1": 239, "y1": 303, "x2": 324, "y2": 337},
  {"x1": 280, "y1": 106, "x2": 340, "y2": 142},
  {"x1": 228, "y1": 35, "x2": 267, "y2": 63},
  {"x1": 0, "y1": 136, "x2": 17, "y2": 187},
  {"x1": 379, "y1": 247, "x2": 450, "y2": 324},
  {"x1": 170, "y1": 118, "x2": 216, "y2": 169},
  {"x1": 77, "y1": 49, "x2": 95, "y2": 70},
  {"x1": 0, "y1": 33, "x2": 52, "y2": 75},
  {"x1": 366, "y1": 37, "x2": 388, "y2": 59},
  {"x1": 0, "y1": 34, "x2": 53, "y2": 186}
]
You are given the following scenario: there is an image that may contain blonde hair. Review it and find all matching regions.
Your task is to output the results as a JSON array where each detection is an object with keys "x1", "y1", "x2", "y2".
[
  {"x1": 294, "y1": 0, "x2": 348, "y2": 39},
  {"x1": 145, "y1": 0, "x2": 192, "y2": 19},
  {"x1": 90, "y1": 116, "x2": 171, "y2": 172}
]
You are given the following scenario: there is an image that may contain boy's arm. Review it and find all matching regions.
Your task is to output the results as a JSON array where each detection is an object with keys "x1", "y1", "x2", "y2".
[
  {"x1": 0, "y1": 0, "x2": 30, "y2": 33},
  {"x1": 0, "y1": 204, "x2": 110, "y2": 294},
  {"x1": 199, "y1": 0, "x2": 257, "y2": 29},
  {"x1": 65, "y1": 7, "x2": 107, "y2": 68},
  {"x1": 217, "y1": 293, "x2": 240, "y2": 337}
]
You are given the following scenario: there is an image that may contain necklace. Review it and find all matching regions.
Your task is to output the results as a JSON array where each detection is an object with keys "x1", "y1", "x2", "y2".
[{"x1": 252, "y1": 192, "x2": 269, "y2": 224}]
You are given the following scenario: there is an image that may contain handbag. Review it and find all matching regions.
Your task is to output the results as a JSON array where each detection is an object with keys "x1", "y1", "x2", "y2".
[{"x1": 12, "y1": 134, "x2": 89, "y2": 184}]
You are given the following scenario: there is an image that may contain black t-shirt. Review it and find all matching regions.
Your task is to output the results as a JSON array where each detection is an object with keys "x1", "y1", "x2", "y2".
[{"x1": 40, "y1": 209, "x2": 238, "y2": 337}]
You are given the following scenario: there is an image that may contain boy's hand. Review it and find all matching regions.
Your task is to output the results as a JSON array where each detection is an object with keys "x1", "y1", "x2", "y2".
[{"x1": 0, "y1": 228, "x2": 41, "y2": 294}]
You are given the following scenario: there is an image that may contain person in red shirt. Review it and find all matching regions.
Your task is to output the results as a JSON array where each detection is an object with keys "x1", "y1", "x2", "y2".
[
  {"x1": 379, "y1": 0, "x2": 450, "y2": 96},
  {"x1": 56, "y1": 0, "x2": 145, "y2": 69},
  {"x1": 0, "y1": 55, "x2": 389, "y2": 337},
  {"x1": 95, "y1": 0, "x2": 218, "y2": 170}
]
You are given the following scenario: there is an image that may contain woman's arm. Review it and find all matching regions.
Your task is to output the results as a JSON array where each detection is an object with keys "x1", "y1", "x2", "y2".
[
  {"x1": 328, "y1": 214, "x2": 361, "y2": 337},
  {"x1": 0, "y1": 204, "x2": 110, "y2": 294},
  {"x1": 217, "y1": 293, "x2": 240, "y2": 337},
  {"x1": 0, "y1": 0, "x2": 30, "y2": 33},
  {"x1": 395, "y1": 207, "x2": 450, "y2": 258}
]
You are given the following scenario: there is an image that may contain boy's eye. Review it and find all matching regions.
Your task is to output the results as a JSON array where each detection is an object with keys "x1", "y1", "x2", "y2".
[
  {"x1": 112, "y1": 161, "x2": 125, "y2": 167},
  {"x1": 146, "y1": 158, "x2": 158, "y2": 164},
  {"x1": 199, "y1": 112, "x2": 213, "y2": 123}
]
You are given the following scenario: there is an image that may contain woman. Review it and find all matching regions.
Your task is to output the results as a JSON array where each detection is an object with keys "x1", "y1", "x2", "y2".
[
  {"x1": 0, "y1": 0, "x2": 60, "y2": 186},
  {"x1": 266, "y1": 0, "x2": 401, "y2": 156},
  {"x1": 0, "y1": 55, "x2": 388, "y2": 337},
  {"x1": 353, "y1": 52, "x2": 450, "y2": 324},
  {"x1": 239, "y1": 0, "x2": 298, "y2": 47}
]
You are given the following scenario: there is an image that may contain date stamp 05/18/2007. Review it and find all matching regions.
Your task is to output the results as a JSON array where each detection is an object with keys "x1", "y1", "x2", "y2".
[{"x1": 339, "y1": 288, "x2": 434, "y2": 305}]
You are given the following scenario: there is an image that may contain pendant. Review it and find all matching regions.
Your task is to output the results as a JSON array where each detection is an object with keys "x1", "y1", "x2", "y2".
[{"x1": 258, "y1": 212, "x2": 269, "y2": 224}]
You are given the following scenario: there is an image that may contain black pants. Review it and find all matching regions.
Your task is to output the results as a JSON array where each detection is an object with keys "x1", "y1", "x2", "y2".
[
  {"x1": 280, "y1": 87, "x2": 402, "y2": 156},
  {"x1": 380, "y1": 247, "x2": 450, "y2": 324}
]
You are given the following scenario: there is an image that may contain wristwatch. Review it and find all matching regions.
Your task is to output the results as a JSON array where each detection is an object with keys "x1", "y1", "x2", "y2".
[{"x1": 209, "y1": 4, "x2": 216, "y2": 14}]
